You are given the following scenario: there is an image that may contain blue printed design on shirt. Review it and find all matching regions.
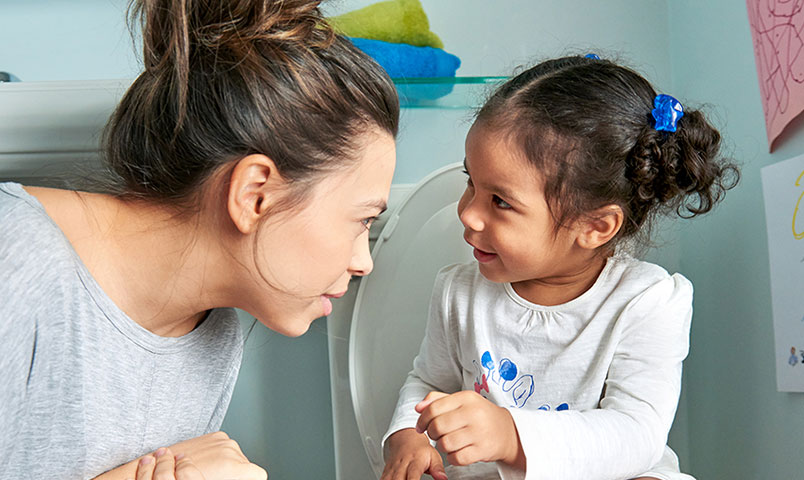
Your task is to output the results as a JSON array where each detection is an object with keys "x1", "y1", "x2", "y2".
[{"x1": 472, "y1": 350, "x2": 535, "y2": 408}]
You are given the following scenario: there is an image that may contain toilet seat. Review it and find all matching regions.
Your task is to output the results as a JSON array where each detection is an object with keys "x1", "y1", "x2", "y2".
[{"x1": 349, "y1": 162, "x2": 474, "y2": 477}]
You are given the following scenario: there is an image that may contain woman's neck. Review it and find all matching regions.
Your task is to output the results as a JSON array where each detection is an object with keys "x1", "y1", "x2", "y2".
[{"x1": 30, "y1": 186, "x2": 237, "y2": 337}]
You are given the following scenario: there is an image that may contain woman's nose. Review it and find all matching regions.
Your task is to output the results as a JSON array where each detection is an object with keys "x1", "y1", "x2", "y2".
[{"x1": 349, "y1": 231, "x2": 374, "y2": 277}]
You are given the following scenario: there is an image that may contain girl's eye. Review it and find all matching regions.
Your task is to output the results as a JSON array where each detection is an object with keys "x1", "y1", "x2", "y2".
[
  {"x1": 462, "y1": 169, "x2": 474, "y2": 188},
  {"x1": 493, "y1": 195, "x2": 512, "y2": 209}
]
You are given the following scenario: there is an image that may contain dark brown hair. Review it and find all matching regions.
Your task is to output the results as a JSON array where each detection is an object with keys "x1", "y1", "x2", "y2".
[
  {"x1": 476, "y1": 55, "x2": 739, "y2": 247},
  {"x1": 103, "y1": 0, "x2": 399, "y2": 209}
]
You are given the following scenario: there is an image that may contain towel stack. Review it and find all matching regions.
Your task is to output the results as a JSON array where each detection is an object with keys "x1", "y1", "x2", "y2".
[{"x1": 328, "y1": 0, "x2": 461, "y2": 79}]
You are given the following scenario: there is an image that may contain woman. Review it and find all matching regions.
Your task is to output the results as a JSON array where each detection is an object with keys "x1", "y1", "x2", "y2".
[{"x1": 0, "y1": 0, "x2": 399, "y2": 478}]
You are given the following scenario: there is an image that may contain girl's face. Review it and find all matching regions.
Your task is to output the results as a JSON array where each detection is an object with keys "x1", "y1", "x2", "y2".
[
  {"x1": 248, "y1": 130, "x2": 396, "y2": 336},
  {"x1": 458, "y1": 122, "x2": 595, "y2": 302}
]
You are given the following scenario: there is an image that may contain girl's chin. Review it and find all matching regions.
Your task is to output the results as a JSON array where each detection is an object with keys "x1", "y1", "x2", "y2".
[{"x1": 477, "y1": 263, "x2": 506, "y2": 283}]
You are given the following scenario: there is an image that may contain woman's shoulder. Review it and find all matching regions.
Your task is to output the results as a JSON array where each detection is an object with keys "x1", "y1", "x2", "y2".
[
  {"x1": 0, "y1": 182, "x2": 41, "y2": 216},
  {"x1": 0, "y1": 183, "x2": 81, "y2": 296},
  {"x1": 0, "y1": 183, "x2": 68, "y2": 255}
]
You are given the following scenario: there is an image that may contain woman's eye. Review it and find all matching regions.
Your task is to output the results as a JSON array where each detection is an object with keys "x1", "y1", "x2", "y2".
[
  {"x1": 493, "y1": 195, "x2": 512, "y2": 209},
  {"x1": 361, "y1": 217, "x2": 377, "y2": 230}
]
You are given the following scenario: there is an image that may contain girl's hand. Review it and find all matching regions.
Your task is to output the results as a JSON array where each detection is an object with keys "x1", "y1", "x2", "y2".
[
  {"x1": 415, "y1": 391, "x2": 525, "y2": 469},
  {"x1": 167, "y1": 432, "x2": 267, "y2": 480},
  {"x1": 134, "y1": 447, "x2": 205, "y2": 480},
  {"x1": 380, "y1": 428, "x2": 447, "y2": 480}
]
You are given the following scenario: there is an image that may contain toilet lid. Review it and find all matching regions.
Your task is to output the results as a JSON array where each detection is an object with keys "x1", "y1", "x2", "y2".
[{"x1": 349, "y1": 162, "x2": 474, "y2": 477}]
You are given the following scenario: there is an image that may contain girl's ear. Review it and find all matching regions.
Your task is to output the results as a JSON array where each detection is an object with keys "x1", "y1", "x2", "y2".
[
  {"x1": 576, "y1": 204, "x2": 624, "y2": 250},
  {"x1": 227, "y1": 154, "x2": 286, "y2": 234}
]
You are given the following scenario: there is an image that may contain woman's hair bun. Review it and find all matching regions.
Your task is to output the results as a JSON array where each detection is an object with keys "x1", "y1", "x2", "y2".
[
  {"x1": 127, "y1": 0, "x2": 335, "y2": 132},
  {"x1": 130, "y1": 0, "x2": 333, "y2": 71}
]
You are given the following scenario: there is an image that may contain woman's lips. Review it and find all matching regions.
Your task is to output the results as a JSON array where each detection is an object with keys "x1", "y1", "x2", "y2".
[{"x1": 321, "y1": 291, "x2": 347, "y2": 316}]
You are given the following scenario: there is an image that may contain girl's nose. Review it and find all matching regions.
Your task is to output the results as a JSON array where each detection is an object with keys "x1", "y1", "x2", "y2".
[
  {"x1": 349, "y1": 231, "x2": 374, "y2": 277},
  {"x1": 458, "y1": 192, "x2": 484, "y2": 232}
]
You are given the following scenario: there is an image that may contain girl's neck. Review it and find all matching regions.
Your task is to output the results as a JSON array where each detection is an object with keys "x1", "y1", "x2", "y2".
[{"x1": 511, "y1": 253, "x2": 608, "y2": 307}]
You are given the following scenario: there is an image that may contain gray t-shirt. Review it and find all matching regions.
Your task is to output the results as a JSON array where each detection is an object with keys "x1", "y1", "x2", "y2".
[{"x1": 0, "y1": 183, "x2": 244, "y2": 479}]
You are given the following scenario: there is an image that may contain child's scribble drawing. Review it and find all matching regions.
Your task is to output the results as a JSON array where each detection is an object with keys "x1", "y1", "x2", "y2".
[{"x1": 747, "y1": 0, "x2": 804, "y2": 150}]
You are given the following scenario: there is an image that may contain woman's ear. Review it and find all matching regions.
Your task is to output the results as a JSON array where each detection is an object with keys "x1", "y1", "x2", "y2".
[
  {"x1": 227, "y1": 154, "x2": 286, "y2": 234},
  {"x1": 576, "y1": 204, "x2": 624, "y2": 250}
]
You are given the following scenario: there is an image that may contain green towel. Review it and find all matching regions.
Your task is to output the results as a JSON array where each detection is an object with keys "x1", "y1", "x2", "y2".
[{"x1": 328, "y1": 0, "x2": 444, "y2": 49}]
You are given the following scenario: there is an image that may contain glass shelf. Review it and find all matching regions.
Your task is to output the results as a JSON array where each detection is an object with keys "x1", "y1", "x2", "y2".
[{"x1": 392, "y1": 76, "x2": 507, "y2": 109}]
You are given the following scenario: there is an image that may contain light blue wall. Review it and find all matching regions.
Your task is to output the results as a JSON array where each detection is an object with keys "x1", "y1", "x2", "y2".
[
  {"x1": 0, "y1": 0, "x2": 139, "y2": 81},
  {"x1": 668, "y1": 1, "x2": 804, "y2": 478}
]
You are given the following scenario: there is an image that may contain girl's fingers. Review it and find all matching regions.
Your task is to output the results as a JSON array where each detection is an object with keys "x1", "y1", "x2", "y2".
[
  {"x1": 152, "y1": 448, "x2": 176, "y2": 479},
  {"x1": 446, "y1": 444, "x2": 483, "y2": 467},
  {"x1": 427, "y1": 448, "x2": 448, "y2": 480},
  {"x1": 174, "y1": 454, "x2": 206, "y2": 480},
  {"x1": 415, "y1": 391, "x2": 449, "y2": 413},
  {"x1": 136, "y1": 454, "x2": 156, "y2": 480},
  {"x1": 415, "y1": 394, "x2": 460, "y2": 435}
]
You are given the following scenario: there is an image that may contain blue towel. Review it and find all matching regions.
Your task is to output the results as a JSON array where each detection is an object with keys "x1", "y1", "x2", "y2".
[{"x1": 349, "y1": 37, "x2": 460, "y2": 78}]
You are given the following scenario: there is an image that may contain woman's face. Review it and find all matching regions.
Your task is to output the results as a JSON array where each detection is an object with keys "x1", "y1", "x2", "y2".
[{"x1": 248, "y1": 130, "x2": 396, "y2": 336}]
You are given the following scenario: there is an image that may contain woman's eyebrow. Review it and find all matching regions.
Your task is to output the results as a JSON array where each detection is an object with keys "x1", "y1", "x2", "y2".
[{"x1": 360, "y1": 199, "x2": 388, "y2": 214}]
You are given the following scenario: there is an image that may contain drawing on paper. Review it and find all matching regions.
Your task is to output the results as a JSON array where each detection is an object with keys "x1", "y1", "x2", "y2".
[{"x1": 747, "y1": 0, "x2": 804, "y2": 150}]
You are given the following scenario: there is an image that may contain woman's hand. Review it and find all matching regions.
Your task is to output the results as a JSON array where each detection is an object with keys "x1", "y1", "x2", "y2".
[
  {"x1": 134, "y1": 447, "x2": 205, "y2": 480},
  {"x1": 380, "y1": 428, "x2": 447, "y2": 480},
  {"x1": 95, "y1": 432, "x2": 266, "y2": 480},
  {"x1": 415, "y1": 391, "x2": 525, "y2": 469},
  {"x1": 166, "y1": 432, "x2": 266, "y2": 480}
]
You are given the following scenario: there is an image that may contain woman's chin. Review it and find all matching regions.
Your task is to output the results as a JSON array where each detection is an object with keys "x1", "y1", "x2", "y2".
[{"x1": 255, "y1": 307, "x2": 320, "y2": 337}]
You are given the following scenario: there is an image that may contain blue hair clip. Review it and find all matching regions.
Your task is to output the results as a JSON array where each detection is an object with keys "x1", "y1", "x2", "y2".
[
  {"x1": 584, "y1": 53, "x2": 600, "y2": 60},
  {"x1": 651, "y1": 94, "x2": 684, "y2": 132}
]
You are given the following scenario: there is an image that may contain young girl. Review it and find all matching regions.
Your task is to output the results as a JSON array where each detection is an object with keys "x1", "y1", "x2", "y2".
[
  {"x1": 0, "y1": 0, "x2": 398, "y2": 479},
  {"x1": 381, "y1": 56, "x2": 738, "y2": 480}
]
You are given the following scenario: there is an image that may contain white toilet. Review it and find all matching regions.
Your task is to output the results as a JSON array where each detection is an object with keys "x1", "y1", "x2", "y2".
[{"x1": 328, "y1": 162, "x2": 474, "y2": 479}]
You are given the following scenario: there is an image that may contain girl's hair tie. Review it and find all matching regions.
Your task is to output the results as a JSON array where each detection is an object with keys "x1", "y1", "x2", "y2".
[
  {"x1": 652, "y1": 94, "x2": 684, "y2": 132},
  {"x1": 584, "y1": 53, "x2": 600, "y2": 60}
]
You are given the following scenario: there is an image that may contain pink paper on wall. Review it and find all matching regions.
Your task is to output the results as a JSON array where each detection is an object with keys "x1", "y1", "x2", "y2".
[{"x1": 747, "y1": 0, "x2": 804, "y2": 151}]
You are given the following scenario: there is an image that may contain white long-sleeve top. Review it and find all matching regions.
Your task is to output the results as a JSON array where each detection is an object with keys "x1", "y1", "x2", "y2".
[{"x1": 384, "y1": 253, "x2": 695, "y2": 480}]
